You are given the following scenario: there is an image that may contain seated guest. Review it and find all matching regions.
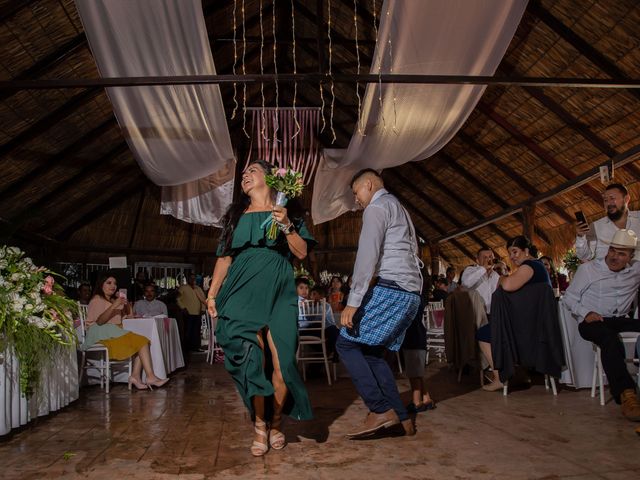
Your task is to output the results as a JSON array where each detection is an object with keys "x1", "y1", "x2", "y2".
[
  {"x1": 563, "y1": 229, "x2": 640, "y2": 421},
  {"x1": 539, "y1": 256, "x2": 569, "y2": 294},
  {"x1": 82, "y1": 272, "x2": 169, "y2": 390},
  {"x1": 134, "y1": 284, "x2": 168, "y2": 317},
  {"x1": 328, "y1": 276, "x2": 345, "y2": 313},
  {"x1": 296, "y1": 277, "x2": 311, "y2": 327},
  {"x1": 461, "y1": 248, "x2": 500, "y2": 314},
  {"x1": 445, "y1": 266, "x2": 458, "y2": 293},
  {"x1": 77, "y1": 282, "x2": 92, "y2": 305},
  {"x1": 129, "y1": 270, "x2": 149, "y2": 302},
  {"x1": 431, "y1": 278, "x2": 449, "y2": 302},
  {"x1": 484, "y1": 236, "x2": 563, "y2": 390}
]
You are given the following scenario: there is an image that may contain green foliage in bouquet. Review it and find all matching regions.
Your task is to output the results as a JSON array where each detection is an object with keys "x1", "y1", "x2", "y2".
[
  {"x1": 562, "y1": 249, "x2": 581, "y2": 275},
  {"x1": 0, "y1": 246, "x2": 77, "y2": 396},
  {"x1": 264, "y1": 167, "x2": 304, "y2": 198}
]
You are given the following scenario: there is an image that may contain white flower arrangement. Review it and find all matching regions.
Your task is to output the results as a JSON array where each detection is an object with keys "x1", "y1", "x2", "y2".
[{"x1": 0, "y1": 245, "x2": 77, "y2": 395}]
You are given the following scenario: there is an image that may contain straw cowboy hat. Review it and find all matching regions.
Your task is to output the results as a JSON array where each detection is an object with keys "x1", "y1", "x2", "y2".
[{"x1": 606, "y1": 229, "x2": 638, "y2": 251}]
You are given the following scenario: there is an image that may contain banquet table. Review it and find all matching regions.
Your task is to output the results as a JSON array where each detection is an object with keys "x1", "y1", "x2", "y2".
[
  {"x1": 117, "y1": 316, "x2": 184, "y2": 382},
  {"x1": 1, "y1": 342, "x2": 79, "y2": 436}
]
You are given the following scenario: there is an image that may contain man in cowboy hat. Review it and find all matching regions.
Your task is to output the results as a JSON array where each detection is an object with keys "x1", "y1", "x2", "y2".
[{"x1": 564, "y1": 229, "x2": 640, "y2": 421}]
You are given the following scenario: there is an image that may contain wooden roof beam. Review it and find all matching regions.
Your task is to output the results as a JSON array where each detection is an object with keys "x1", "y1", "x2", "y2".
[
  {"x1": 390, "y1": 168, "x2": 488, "y2": 249},
  {"x1": 458, "y1": 131, "x2": 575, "y2": 224},
  {"x1": 434, "y1": 152, "x2": 551, "y2": 245},
  {"x1": 0, "y1": 118, "x2": 117, "y2": 198},
  {"x1": 529, "y1": 0, "x2": 640, "y2": 103},
  {"x1": 384, "y1": 181, "x2": 475, "y2": 262},
  {"x1": 9, "y1": 143, "x2": 130, "y2": 227},
  {"x1": 406, "y1": 163, "x2": 511, "y2": 243},
  {"x1": 56, "y1": 177, "x2": 147, "y2": 241},
  {"x1": 0, "y1": 88, "x2": 101, "y2": 158},
  {"x1": 476, "y1": 102, "x2": 603, "y2": 204},
  {"x1": 437, "y1": 144, "x2": 640, "y2": 242}
]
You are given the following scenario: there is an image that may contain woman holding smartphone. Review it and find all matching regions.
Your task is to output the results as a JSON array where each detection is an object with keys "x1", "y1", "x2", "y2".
[{"x1": 82, "y1": 271, "x2": 169, "y2": 390}]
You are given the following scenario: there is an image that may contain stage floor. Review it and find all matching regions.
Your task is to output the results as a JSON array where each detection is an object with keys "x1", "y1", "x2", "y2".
[{"x1": 1, "y1": 355, "x2": 638, "y2": 479}]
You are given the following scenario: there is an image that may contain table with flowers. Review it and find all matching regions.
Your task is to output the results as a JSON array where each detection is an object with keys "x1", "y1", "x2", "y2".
[{"x1": 1, "y1": 246, "x2": 79, "y2": 436}]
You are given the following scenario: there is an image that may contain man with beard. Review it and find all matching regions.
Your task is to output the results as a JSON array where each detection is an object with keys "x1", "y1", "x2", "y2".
[{"x1": 576, "y1": 183, "x2": 640, "y2": 261}]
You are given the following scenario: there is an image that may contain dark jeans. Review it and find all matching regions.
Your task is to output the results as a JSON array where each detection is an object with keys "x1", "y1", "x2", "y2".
[
  {"x1": 185, "y1": 313, "x2": 203, "y2": 351},
  {"x1": 578, "y1": 317, "x2": 640, "y2": 400},
  {"x1": 336, "y1": 335, "x2": 408, "y2": 421}
]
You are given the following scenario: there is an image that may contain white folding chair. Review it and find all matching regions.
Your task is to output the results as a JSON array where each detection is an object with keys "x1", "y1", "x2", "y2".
[
  {"x1": 502, "y1": 375, "x2": 558, "y2": 396},
  {"x1": 78, "y1": 302, "x2": 132, "y2": 393},
  {"x1": 425, "y1": 301, "x2": 446, "y2": 364},
  {"x1": 297, "y1": 299, "x2": 333, "y2": 385},
  {"x1": 591, "y1": 332, "x2": 640, "y2": 406}
]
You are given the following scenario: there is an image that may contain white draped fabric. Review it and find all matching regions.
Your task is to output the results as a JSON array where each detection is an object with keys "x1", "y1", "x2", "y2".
[
  {"x1": 1, "y1": 344, "x2": 79, "y2": 436},
  {"x1": 75, "y1": 0, "x2": 235, "y2": 226},
  {"x1": 312, "y1": 0, "x2": 528, "y2": 224}
]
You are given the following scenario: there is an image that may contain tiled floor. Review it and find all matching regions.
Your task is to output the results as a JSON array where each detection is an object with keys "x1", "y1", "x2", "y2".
[{"x1": 1, "y1": 356, "x2": 639, "y2": 479}]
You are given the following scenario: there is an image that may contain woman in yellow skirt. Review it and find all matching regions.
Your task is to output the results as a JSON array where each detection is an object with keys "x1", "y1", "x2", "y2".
[{"x1": 81, "y1": 272, "x2": 169, "y2": 390}]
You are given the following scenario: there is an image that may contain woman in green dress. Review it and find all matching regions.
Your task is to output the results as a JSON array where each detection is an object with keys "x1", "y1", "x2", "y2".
[{"x1": 207, "y1": 160, "x2": 315, "y2": 457}]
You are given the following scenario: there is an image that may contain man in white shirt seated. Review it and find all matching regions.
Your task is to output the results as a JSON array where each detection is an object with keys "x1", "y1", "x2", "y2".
[
  {"x1": 134, "y1": 284, "x2": 168, "y2": 317},
  {"x1": 575, "y1": 183, "x2": 640, "y2": 261},
  {"x1": 461, "y1": 247, "x2": 500, "y2": 315},
  {"x1": 563, "y1": 229, "x2": 640, "y2": 421}
]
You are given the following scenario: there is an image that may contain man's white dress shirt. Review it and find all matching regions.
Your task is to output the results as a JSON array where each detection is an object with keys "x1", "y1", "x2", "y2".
[
  {"x1": 563, "y1": 258, "x2": 640, "y2": 323},
  {"x1": 461, "y1": 266, "x2": 500, "y2": 314},
  {"x1": 134, "y1": 299, "x2": 168, "y2": 317},
  {"x1": 575, "y1": 211, "x2": 640, "y2": 261}
]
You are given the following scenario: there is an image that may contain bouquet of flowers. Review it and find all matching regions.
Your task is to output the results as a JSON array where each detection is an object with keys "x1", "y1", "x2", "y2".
[
  {"x1": 0, "y1": 246, "x2": 77, "y2": 395},
  {"x1": 263, "y1": 167, "x2": 304, "y2": 240}
]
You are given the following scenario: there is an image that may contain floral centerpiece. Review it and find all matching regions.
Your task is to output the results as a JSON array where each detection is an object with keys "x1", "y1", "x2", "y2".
[
  {"x1": 0, "y1": 246, "x2": 77, "y2": 395},
  {"x1": 562, "y1": 249, "x2": 581, "y2": 278},
  {"x1": 293, "y1": 265, "x2": 315, "y2": 288},
  {"x1": 263, "y1": 167, "x2": 304, "y2": 240}
]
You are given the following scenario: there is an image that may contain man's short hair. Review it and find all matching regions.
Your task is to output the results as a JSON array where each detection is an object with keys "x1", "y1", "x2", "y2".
[
  {"x1": 605, "y1": 182, "x2": 629, "y2": 197},
  {"x1": 350, "y1": 168, "x2": 382, "y2": 188},
  {"x1": 476, "y1": 247, "x2": 492, "y2": 258},
  {"x1": 295, "y1": 277, "x2": 310, "y2": 287},
  {"x1": 446, "y1": 266, "x2": 456, "y2": 274}
]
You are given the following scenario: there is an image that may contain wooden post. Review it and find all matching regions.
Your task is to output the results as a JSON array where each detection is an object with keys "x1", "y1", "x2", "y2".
[
  {"x1": 522, "y1": 204, "x2": 536, "y2": 240},
  {"x1": 429, "y1": 243, "x2": 440, "y2": 277}
]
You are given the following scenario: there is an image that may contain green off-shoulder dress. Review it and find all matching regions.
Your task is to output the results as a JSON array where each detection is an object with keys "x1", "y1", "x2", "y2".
[{"x1": 215, "y1": 212, "x2": 316, "y2": 420}]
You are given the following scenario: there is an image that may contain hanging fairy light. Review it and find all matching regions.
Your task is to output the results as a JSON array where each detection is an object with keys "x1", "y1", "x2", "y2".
[
  {"x1": 272, "y1": 0, "x2": 280, "y2": 142},
  {"x1": 231, "y1": 0, "x2": 239, "y2": 120},
  {"x1": 327, "y1": 0, "x2": 336, "y2": 144},
  {"x1": 372, "y1": 0, "x2": 386, "y2": 132},
  {"x1": 290, "y1": 0, "x2": 301, "y2": 139},
  {"x1": 319, "y1": 82, "x2": 326, "y2": 133},
  {"x1": 259, "y1": 0, "x2": 267, "y2": 140},
  {"x1": 353, "y1": 0, "x2": 365, "y2": 136},
  {"x1": 386, "y1": 3, "x2": 398, "y2": 134},
  {"x1": 241, "y1": 0, "x2": 250, "y2": 138}
]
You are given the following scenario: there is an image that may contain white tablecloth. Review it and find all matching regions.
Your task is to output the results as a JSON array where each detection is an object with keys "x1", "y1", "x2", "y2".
[
  {"x1": 1, "y1": 342, "x2": 79, "y2": 437},
  {"x1": 117, "y1": 317, "x2": 184, "y2": 381}
]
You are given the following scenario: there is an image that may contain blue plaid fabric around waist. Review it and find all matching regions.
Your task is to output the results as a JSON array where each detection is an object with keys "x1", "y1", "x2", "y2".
[{"x1": 340, "y1": 279, "x2": 421, "y2": 351}]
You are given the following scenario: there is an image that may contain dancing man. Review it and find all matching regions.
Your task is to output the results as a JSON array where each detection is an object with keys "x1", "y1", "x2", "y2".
[{"x1": 338, "y1": 169, "x2": 423, "y2": 438}]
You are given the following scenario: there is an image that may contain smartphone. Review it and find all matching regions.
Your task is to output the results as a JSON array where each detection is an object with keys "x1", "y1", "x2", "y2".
[
  {"x1": 574, "y1": 211, "x2": 588, "y2": 226},
  {"x1": 118, "y1": 289, "x2": 128, "y2": 301}
]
